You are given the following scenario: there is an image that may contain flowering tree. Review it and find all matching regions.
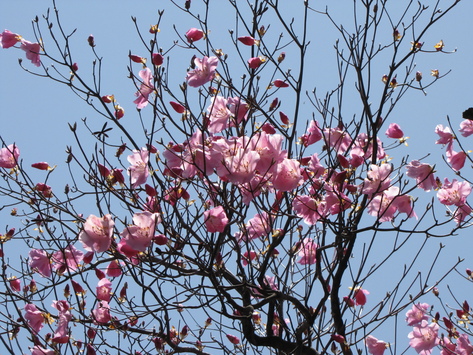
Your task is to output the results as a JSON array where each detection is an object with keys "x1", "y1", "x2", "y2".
[{"x1": 0, "y1": 1, "x2": 471, "y2": 354}]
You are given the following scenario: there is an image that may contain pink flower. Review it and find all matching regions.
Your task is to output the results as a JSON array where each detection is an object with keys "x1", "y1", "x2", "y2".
[
  {"x1": 207, "y1": 96, "x2": 231, "y2": 133},
  {"x1": 297, "y1": 238, "x2": 318, "y2": 265},
  {"x1": 435, "y1": 124, "x2": 454, "y2": 145},
  {"x1": 218, "y1": 149, "x2": 260, "y2": 185},
  {"x1": 271, "y1": 158, "x2": 302, "y2": 192},
  {"x1": 406, "y1": 161, "x2": 437, "y2": 192},
  {"x1": 446, "y1": 142, "x2": 467, "y2": 171},
  {"x1": 227, "y1": 96, "x2": 248, "y2": 124},
  {"x1": 238, "y1": 36, "x2": 258, "y2": 46},
  {"x1": 300, "y1": 120, "x2": 322, "y2": 147},
  {"x1": 367, "y1": 186, "x2": 416, "y2": 222},
  {"x1": 127, "y1": 148, "x2": 149, "y2": 188},
  {"x1": 31, "y1": 346, "x2": 55, "y2": 355},
  {"x1": 106, "y1": 259, "x2": 122, "y2": 277},
  {"x1": 185, "y1": 28, "x2": 204, "y2": 42},
  {"x1": 273, "y1": 79, "x2": 289, "y2": 88},
  {"x1": 9, "y1": 277, "x2": 21, "y2": 291},
  {"x1": 437, "y1": 179, "x2": 471, "y2": 206},
  {"x1": 454, "y1": 204, "x2": 472, "y2": 225},
  {"x1": 242, "y1": 250, "x2": 258, "y2": 266},
  {"x1": 264, "y1": 275, "x2": 278, "y2": 291},
  {"x1": 96, "y1": 278, "x2": 112, "y2": 302},
  {"x1": 0, "y1": 144, "x2": 20, "y2": 169},
  {"x1": 186, "y1": 56, "x2": 218, "y2": 87},
  {"x1": 52, "y1": 244, "x2": 84, "y2": 273},
  {"x1": 457, "y1": 334, "x2": 473, "y2": 354},
  {"x1": 204, "y1": 206, "x2": 228, "y2": 233},
  {"x1": 237, "y1": 212, "x2": 271, "y2": 242},
  {"x1": 365, "y1": 335, "x2": 388, "y2": 355},
  {"x1": 152, "y1": 53, "x2": 164, "y2": 66},
  {"x1": 20, "y1": 39, "x2": 41, "y2": 67},
  {"x1": 408, "y1": 321, "x2": 440, "y2": 355},
  {"x1": 0, "y1": 30, "x2": 22, "y2": 48},
  {"x1": 459, "y1": 119, "x2": 473, "y2": 137},
  {"x1": 29, "y1": 249, "x2": 52, "y2": 277},
  {"x1": 133, "y1": 67, "x2": 154, "y2": 109},
  {"x1": 92, "y1": 301, "x2": 111, "y2": 324},
  {"x1": 385, "y1": 123, "x2": 404, "y2": 139},
  {"x1": 323, "y1": 127, "x2": 352, "y2": 153},
  {"x1": 226, "y1": 334, "x2": 240, "y2": 345},
  {"x1": 406, "y1": 303, "x2": 430, "y2": 326},
  {"x1": 170, "y1": 101, "x2": 186, "y2": 113},
  {"x1": 362, "y1": 164, "x2": 392, "y2": 195},
  {"x1": 248, "y1": 56, "x2": 263, "y2": 69},
  {"x1": 353, "y1": 288, "x2": 369, "y2": 306},
  {"x1": 119, "y1": 211, "x2": 161, "y2": 253},
  {"x1": 51, "y1": 300, "x2": 72, "y2": 343},
  {"x1": 293, "y1": 195, "x2": 327, "y2": 225},
  {"x1": 78, "y1": 214, "x2": 115, "y2": 253},
  {"x1": 31, "y1": 162, "x2": 50, "y2": 170},
  {"x1": 24, "y1": 304, "x2": 44, "y2": 333}
]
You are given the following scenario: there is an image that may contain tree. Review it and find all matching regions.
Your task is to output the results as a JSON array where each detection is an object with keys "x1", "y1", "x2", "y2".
[{"x1": 0, "y1": 0, "x2": 470, "y2": 354}]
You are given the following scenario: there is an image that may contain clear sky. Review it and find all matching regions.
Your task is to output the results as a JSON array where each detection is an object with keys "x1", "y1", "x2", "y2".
[{"x1": 1, "y1": 1, "x2": 473, "y2": 353}]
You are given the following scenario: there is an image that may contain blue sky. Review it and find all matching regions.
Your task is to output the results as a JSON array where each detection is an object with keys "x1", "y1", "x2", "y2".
[{"x1": 1, "y1": 1, "x2": 473, "y2": 353}]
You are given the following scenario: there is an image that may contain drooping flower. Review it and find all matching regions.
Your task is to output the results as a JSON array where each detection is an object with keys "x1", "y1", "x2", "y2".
[
  {"x1": 300, "y1": 120, "x2": 322, "y2": 147},
  {"x1": 445, "y1": 142, "x2": 467, "y2": 171},
  {"x1": 0, "y1": 30, "x2": 22, "y2": 48},
  {"x1": 408, "y1": 321, "x2": 440, "y2": 355},
  {"x1": 24, "y1": 304, "x2": 45, "y2": 333},
  {"x1": 127, "y1": 148, "x2": 149, "y2": 188},
  {"x1": 106, "y1": 259, "x2": 122, "y2": 277},
  {"x1": 20, "y1": 39, "x2": 41, "y2": 67},
  {"x1": 204, "y1": 206, "x2": 228, "y2": 233},
  {"x1": 365, "y1": 335, "x2": 388, "y2": 355},
  {"x1": 435, "y1": 125, "x2": 454, "y2": 145},
  {"x1": 78, "y1": 214, "x2": 115, "y2": 253},
  {"x1": 353, "y1": 287, "x2": 369, "y2": 306},
  {"x1": 186, "y1": 56, "x2": 218, "y2": 87},
  {"x1": 133, "y1": 67, "x2": 154, "y2": 109},
  {"x1": 51, "y1": 300, "x2": 72, "y2": 343},
  {"x1": 405, "y1": 161, "x2": 437, "y2": 192},
  {"x1": 0, "y1": 144, "x2": 20, "y2": 169},
  {"x1": 297, "y1": 238, "x2": 318, "y2": 265},
  {"x1": 29, "y1": 249, "x2": 52, "y2": 277},
  {"x1": 459, "y1": 119, "x2": 473, "y2": 137}
]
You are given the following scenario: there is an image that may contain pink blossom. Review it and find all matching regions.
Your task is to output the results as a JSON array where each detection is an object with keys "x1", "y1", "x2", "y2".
[
  {"x1": 248, "y1": 56, "x2": 263, "y2": 69},
  {"x1": 20, "y1": 39, "x2": 41, "y2": 67},
  {"x1": 408, "y1": 321, "x2": 440, "y2": 355},
  {"x1": 264, "y1": 275, "x2": 278, "y2": 290},
  {"x1": 52, "y1": 244, "x2": 84, "y2": 273},
  {"x1": 297, "y1": 238, "x2": 318, "y2": 265},
  {"x1": 170, "y1": 101, "x2": 186, "y2": 113},
  {"x1": 459, "y1": 119, "x2": 473, "y2": 137},
  {"x1": 31, "y1": 162, "x2": 50, "y2": 170},
  {"x1": 237, "y1": 212, "x2": 271, "y2": 242},
  {"x1": 242, "y1": 250, "x2": 258, "y2": 266},
  {"x1": 133, "y1": 67, "x2": 154, "y2": 109},
  {"x1": 227, "y1": 97, "x2": 248, "y2": 125},
  {"x1": 435, "y1": 124, "x2": 454, "y2": 145},
  {"x1": 353, "y1": 288, "x2": 369, "y2": 306},
  {"x1": 323, "y1": 127, "x2": 352, "y2": 153},
  {"x1": 271, "y1": 158, "x2": 302, "y2": 192},
  {"x1": 457, "y1": 334, "x2": 473, "y2": 355},
  {"x1": 29, "y1": 249, "x2": 52, "y2": 277},
  {"x1": 0, "y1": 30, "x2": 22, "y2": 48},
  {"x1": 238, "y1": 36, "x2": 258, "y2": 46},
  {"x1": 300, "y1": 120, "x2": 322, "y2": 147},
  {"x1": 9, "y1": 277, "x2": 21, "y2": 291},
  {"x1": 362, "y1": 164, "x2": 392, "y2": 195},
  {"x1": 293, "y1": 195, "x2": 327, "y2": 225},
  {"x1": 96, "y1": 278, "x2": 112, "y2": 302},
  {"x1": 78, "y1": 214, "x2": 114, "y2": 253},
  {"x1": 273, "y1": 79, "x2": 289, "y2": 88},
  {"x1": 207, "y1": 96, "x2": 231, "y2": 133},
  {"x1": 120, "y1": 211, "x2": 161, "y2": 252},
  {"x1": 92, "y1": 301, "x2": 111, "y2": 324},
  {"x1": 106, "y1": 259, "x2": 122, "y2": 277},
  {"x1": 186, "y1": 56, "x2": 218, "y2": 87},
  {"x1": 437, "y1": 179, "x2": 471, "y2": 206},
  {"x1": 454, "y1": 204, "x2": 472, "y2": 225},
  {"x1": 0, "y1": 144, "x2": 20, "y2": 169},
  {"x1": 440, "y1": 337, "x2": 456, "y2": 355},
  {"x1": 385, "y1": 123, "x2": 404, "y2": 138},
  {"x1": 152, "y1": 53, "x2": 164, "y2": 66},
  {"x1": 226, "y1": 334, "x2": 240, "y2": 345},
  {"x1": 127, "y1": 148, "x2": 149, "y2": 188},
  {"x1": 204, "y1": 206, "x2": 228, "y2": 233},
  {"x1": 185, "y1": 28, "x2": 204, "y2": 42},
  {"x1": 365, "y1": 335, "x2": 388, "y2": 355},
  {"x1": 367, "y1": 186, "x2": 416, "y2": 222},
  {"x1": 51, "y1": 300, "x2": 72, "y2": 343},
  {"x1": 406, "y1": 161, "x2": 437, "y2": 192},
  {"x1": 218, "y1": 149, "x2": 260, "y2": 185},
  {"x1": 31, "y1": 346, "x2": 55, "y2": 355},
  {"x1": 446, "y1": 142, "x2": 467, "y2": 171},
  {"x1": 24, "y1": 304, "x2": 44, "y2": 333},
  {"x1": 406, "y1": 303, "x2": 430, "y2": 326}
]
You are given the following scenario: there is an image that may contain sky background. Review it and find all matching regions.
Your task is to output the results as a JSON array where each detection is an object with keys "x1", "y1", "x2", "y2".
[{"x1": 1, "y1": 1, "x2": 473, "y2": 353}]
